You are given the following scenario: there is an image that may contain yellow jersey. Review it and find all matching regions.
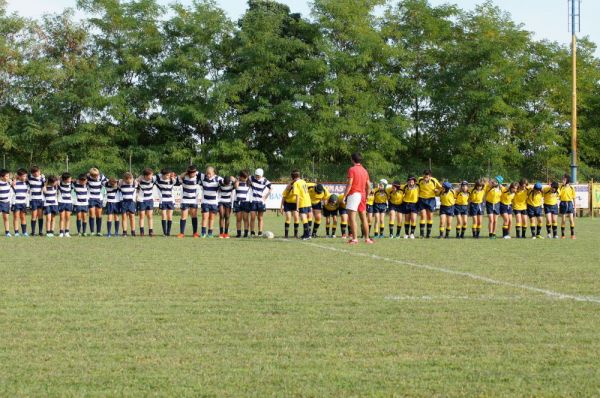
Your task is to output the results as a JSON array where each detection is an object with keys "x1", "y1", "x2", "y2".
[
  {"x1": 456, "y1": 190, "x2": 470, "y2": 206},
  {"x1": 386, "y1": 186, "x2": 404, "y2": 205},
  {"x1": 402, "y1": 185, "x2": 419, "y2": 203},
  {"x1": 417, "y1": 177, "x2": 441, "y2": 199},
  {"x1": 559, "y1": 185, "x2": 575, "y2": 202},
  {"x1": 485, "y1": 183, "x2": 502, "y2": 204},
  {"x1": 292, "y1": 179, "x2": 311, "y2": 208},
  {"x1": 500, "y1": 187, "x2": 515, "y2": 206},
  {"x1": 526, "y1": 188, "x2": 543, "y2": 207},
  {"x1": 469, "y1": 188, "x2": 485, "y2": 204},
  {"x1": 307, "y1": 182, "x2": 330, "y2": 205},
  {"x1": 282, "y1": 184, "x2": 296, "y2": 204},
  {"x1": 338, "y1": 194, "x2": 346, "y2": 210},
  {"x1": 542, "y1": 186, "x2": 559, "y2": 206},
  {"x1": 324, "y1": 197, "x2": 339, "y2": 212},
  {"x1": 512, "y1": 188, "x2": 528, "y2": 211},
  {"x1": 373, "y1": 187, "x2": 389, "y2": 204},
  {"x1": 366, "y1": 190, "x2": 375, "y2": 206},
  {"x1": 440, "y1": 190, "x2": 456, "y2": 206}
]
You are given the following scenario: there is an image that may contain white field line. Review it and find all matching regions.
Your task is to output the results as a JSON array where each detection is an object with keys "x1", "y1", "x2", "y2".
[
  {"x1": 301, "y1": 241, "x2": 600, "y2": 305},
  {"x1": 385, "y1": 295, "x2": 533, "y2": 302}
]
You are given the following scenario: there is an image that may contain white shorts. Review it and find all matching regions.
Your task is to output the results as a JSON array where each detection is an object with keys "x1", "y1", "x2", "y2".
[{"x1": 345, "y1": 192, "x2": 362, "y2": 212}]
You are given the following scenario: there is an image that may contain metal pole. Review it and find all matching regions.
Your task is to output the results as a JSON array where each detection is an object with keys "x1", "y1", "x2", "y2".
[
  {"x1": 570, "y1": 0, "x2": 579, "y2": 183},
  {"x1": 66, "y1": 155, "x2": 69, "y2": 172},
  {"x1": 129, "y1": 151, "x2": 132, "y2": 173}
]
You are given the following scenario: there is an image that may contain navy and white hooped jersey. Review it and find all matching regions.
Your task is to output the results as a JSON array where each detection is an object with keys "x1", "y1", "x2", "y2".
[
  {"x1": 180, "y1": 174, "x2": 200, "y2": 205},
  {"x1": 138, "y1": 176, "x2": 156, "y2": 202},
  {"x1": 105, "y1": 185, "x2": 120, "y2": 203},
  {"x1": 12, "y1": 181, "x2": 29, "y2": 205},
  {"x1": 87, "y1": 174, "x2": 107, "y2": 200},
  {"x1": 250, "y1": 176, "x2": 272, "y2": 202},
  {"x1": 156, "y1": 174, "x2": 177, "y2": 204},
  {"x1": 0, "y1": 180, "x2": 12, "y2": 203},
  {"x1": 58, "y1": 182, "x2": 73, "y2": 204},
  {"x1": 200, "y1": 174, "x2": 223, "y2": 206},
  {"x1": 43, "y1": 186, "x2": 58, "y2": 206},
  {"x1": 234, "y1": 181, "x2": 251, "y2": 202},
  {"x1": 28, "y1": 174, "x2": 46, "y2": 201},
  {"x1": 219, "y1": 184, "x2": 234, "y2": 205},
  {"x1": 119, "y1": 180, "x2": 137, "y2": 201},
  {"x1": 73, "y1": 182, "x2": 89, "y2": 206}
]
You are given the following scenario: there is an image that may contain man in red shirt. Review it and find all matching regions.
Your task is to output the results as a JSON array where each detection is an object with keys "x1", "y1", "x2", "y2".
[{"x1": 343, "y1": 152, "x2": 373, "y2": 244}]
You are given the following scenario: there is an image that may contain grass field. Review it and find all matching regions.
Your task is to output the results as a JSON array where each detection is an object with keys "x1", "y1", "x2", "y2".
[{"x1": 1, "y1": 213, "x2": 600, "y2": 396}]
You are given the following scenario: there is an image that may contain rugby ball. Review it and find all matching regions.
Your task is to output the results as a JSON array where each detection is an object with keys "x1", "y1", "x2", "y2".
[{"x1": 263, "y1": 231, "x2": 275, "y2": 239}]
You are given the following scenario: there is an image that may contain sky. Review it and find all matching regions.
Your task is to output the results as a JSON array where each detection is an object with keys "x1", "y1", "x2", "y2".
[{"x1": 4, "y1": 0, "x2": 600, "y2": 54}]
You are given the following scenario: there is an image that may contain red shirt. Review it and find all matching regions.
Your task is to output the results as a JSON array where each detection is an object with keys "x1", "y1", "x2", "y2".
[{"x1": 347, "y1": 164, "x2": 369, "y2": 196}]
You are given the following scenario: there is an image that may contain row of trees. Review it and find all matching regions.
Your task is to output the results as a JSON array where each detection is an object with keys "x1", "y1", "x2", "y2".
[{"x1": 1, "y1": 0, "x2": 599, "y2": 181}]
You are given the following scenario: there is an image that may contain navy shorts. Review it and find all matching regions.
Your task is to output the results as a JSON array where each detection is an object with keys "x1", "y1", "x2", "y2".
[
  {"x1": 251, "y1": 202, "x2": 266, "y2": 213},
  {"x1": 30, "y1": 199, "x2": 44, "y2": 211},
  {"x1": 499, "y1": 204, "x2": 513, "y2": 215},
  {"x1": 12, "y1": 203, "x2": 27, "y2": 213},
  {"x1": 454, "y1": 205, "x2": 468, "y2": 216},
  {"x1": 138, "y1": 200, "x2": 154, "y2": 212},
  {"x1": 374, "y1": 203, "x2": 388, "y2": 213},
  {"x1": 527, "y1": 205, "x2": 543, "y2": 218},
  {"x1": 439, "y1": 205, "x2": 454, "y2": 216},
  {"x1": 180, "y1": 203, "x2": 198, "y2": 210},
  {"x1": 544, "y1": 204, "x2": 558, "y2": 215},
  {"x1": 559, "y1": 201, "x2": 574, "y2": 215},
  {"x1": 234, "y1": 201, "x2": 252, "y2": 213},
  {"x1": 338, "y1": 208, "x2": 348, "y2": 216},
  {"x1": 298, "y1": 206, "x2": 312, "y2": 215},
  {"x1": 88, "y1": 198, "x2": 103, "y2": 209},
  {"x1": 513, "y1": 209, "x2": 527, "y2": 215},
  {"x1": 74, "y1": 205, "x2": 88, "y2": 213},
  {"x1": 312, "y1": 202, "x2": 323, "y2": 211},
  {"x1": 486, "y1": 202, "x2": 500, "y2": 215},
  {"x1": 201, "y1": 203, "x2": 219, "y2": 214},
  {"x1": 389, "y1": 204, "x2": 402, "y2": 212},
  {"x1": 58, "y1": 203, "x2": 73, "y2": 213},
  {"x1": 323, "y1": 208, "x2": 338, "y2": 217},
  {"x1": 0, "y1": 202, "x2": 10, "y2": 214},
  {"x1": 367, "y1": 204, "x2": 375, "y2": 214},
  {"x1": 121, "y1": 200, "x2": 136, "y2": 214},
  {"x1": 160, "y1": 202, "x2": 175, "y2": 211},
  {"x1": 219, "y1": 202, "x2": 232, "y2": 209},
  {"x1": 402, "y1": 202, "x2": 418, "y2": 214},
  {"x1": 468, "y1": 203, "x2": 483, "y2": 216},
  {"x1": 283, "y1": 202, "x2": 297, "y2": 212},
  {"x1": 418, "y1": 197, "x2": 436, "y2": 212},
  {"x1": 44, "y1": 205, "x2": 59, "y2": 215},
  {"x1": 106, "y1": 202, "x2": 122, "y2": 215}
]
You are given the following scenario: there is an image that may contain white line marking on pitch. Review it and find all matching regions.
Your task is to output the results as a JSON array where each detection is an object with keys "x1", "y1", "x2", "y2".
[
  {"x1": 385, "y1": 295, "x2": 533, "y2": 302},
  {"x1": 302, "y1": 241, "x2": 600, "y2": 305}
]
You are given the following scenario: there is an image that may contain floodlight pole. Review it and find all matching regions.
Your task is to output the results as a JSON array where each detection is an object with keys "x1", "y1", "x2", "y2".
[{"x1": 569, "y1": 0, "x2": 580, "y2": 183}]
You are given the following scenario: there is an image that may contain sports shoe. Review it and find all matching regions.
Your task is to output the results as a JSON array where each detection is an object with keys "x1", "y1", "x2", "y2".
[
  {"x1": 223, "y1": 234, "x2": 230, "y2": 239},
  {"x1": 571, "y1": 235, "x2": 577, "y2": 240},
  {"x1": 96, "y1": 233, "x2": 102, "y2": 237},
  {"x1": 46, "y1": 233, "x2": 54, "y2": 238},
  {"x1": 404, "y1": 235, "x2": 409, "y2": 239},
  {"x1": 201, "y1": 234, "x2": 207, "y2": 239},
  {"x1": 409, "y1": 234, "x2": 415, "y2": 239},
  {"x1": 365, "y1": 238, "x2": 374, "y2": 244},
  {"x1": 547, "y1": 233, "x2": 552, "y2": 239},
  {"x1": 6, "y1": 233, "x2": 12, "y2": 238},
  {"x1": 553, "y1": 235, "x2": 559, "y2": 239},
  {"x1": 532, "y1": 236, "x2": 537, "y2": 240},
  {"x1": 341, "y1": 234, "x2": 347, "y2": 239},
  {"x1": 177, "y1": 233, "x2": 185, "y2": 238},
  {"x1": 331, "y1": 235, "x2": 336, "y2": 239},
  {"x1": 348, "y1": 239, "x2": 359, "y2": 245},
  {"x1": 59, "y1": 233, "x2": 64, "y2": 238},
  {"x1": 22, "y1": 232, "x2": 29, "y2": 237},
  {"x1": 503, "y1": 236, "x2": 511, "y2": 239},
  {"x1": 561, "y1": 235, "x2": 566, "y2": 239},
  {"x1": 64, "y1": 232, "x2": 71, "y2": 238},
  {"x1": 193, "y1": 233, "x2": 200, "y2": 238},
  {"x1": 301, "y1": 236, "x2": 311, "y2": 241},
  {"x1": 389, "y1": 234, "x2": 394, "y2": 239},
  {"x1": 14, "y1": 232, "x2": 20, "y2": 237},
  {"x1": 219, "y1": 234, "x2": 225, "y2": 239},
  {"x1": 537, "y1": 235, "x2": 544, "y2": 239}
]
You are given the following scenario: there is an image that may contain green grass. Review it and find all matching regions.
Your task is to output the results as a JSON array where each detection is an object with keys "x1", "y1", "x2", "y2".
[{"x1": 1, "y1": 213, "x2": 600, "y2": 396}]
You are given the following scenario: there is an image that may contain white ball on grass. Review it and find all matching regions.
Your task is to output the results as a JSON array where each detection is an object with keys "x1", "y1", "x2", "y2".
[{"x1": 263, "y1": 231, "x2": 275, "y2": 239}]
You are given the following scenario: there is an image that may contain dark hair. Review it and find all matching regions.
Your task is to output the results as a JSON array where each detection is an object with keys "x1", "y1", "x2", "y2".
[
  {"x1": 351, "y1": 152, "x2": 362, "y2": 164},
  {"x1": 108, "y1": 177, "x2": 118, "y2": 186},
  {"x1": 0, "y1": 169, "x2": 8, "y2": 178},
  {"x1": 221, "y1": 176, "x2": 232, "y2": 186},
  {"x1": 78, "y1": 173, "x2": 87, "y2": 181},
  {"x1": 509, "y1": 182, "x2": 518, "y2": 191},
  {"x1": 30, "y1": 165, "x2": 40, "y2": 174},
  {"x1": 563, "y1": 174, "x2": 571, "y2": 184},
  {"x1": 239, "y1": 169, "x2": 249, "y2": 179},
  {"x1": 187, "y1": 165, "x2": 197, "y2": 174},
  {"x1": 142, "y1": 168, "x2": 153, "y2": 177},
  {"x1": 123, "y1": 172, "x2": 133, "y2": 179},
  {"x1": 17, "y1": 168, "x2": 28, "y2": 176},
  {"x1": 61, "y1": 172, "x2": 71, "y2": 181},
  {"x1": 315, "y1": 184, "x2": 324, "y2": 194},
  {"x1": 291, "y1": 169, "x2": 301, "y2": 180},
  {"x1": 423, "y1": 169, "x2": 432, "y2": 176},
  {"x1": 47, "y1": 175, "x2": 58, "y2": 185},
  {"x1": 551, "y1": 181, "x2": 559, "y2": 189},
  {"x1": 519, "y1": 178, "x2": 528, "y2": 187},
  {"x1": 161, "y1": 168, "x2": 172, "y2": 175}
]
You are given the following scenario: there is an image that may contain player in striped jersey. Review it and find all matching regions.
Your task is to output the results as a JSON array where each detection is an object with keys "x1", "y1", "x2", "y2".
[
  {"x1": 200, "y1": 166, "x2": 223, "y2": 238},
  {"x1": 178, "y1": 165, "x2": 201, "y2": 238},
  {"x1": 136, "y1": 168, "x2": 156, "y2": 237},
  {"x1": 0, "y1": 169, "x2": 11, "y2": 237},
  {"x1": 105, "y1": 178, "x2": 121, "y2": 237},
  {"x1": 43, "y1": 176, "x2": 59, "y2": 237},
  {"x1": 73, "y1": 174, "x2": 89, "y2": 236},
  {"x1": 12, "y1": 169, "x2": 29, "y2": 237},
  {"x1": 218, "y1": 176, "x2": 235, "y2": 239},
  {"x1": 119, "y1": 172, "x2": 138, "y2": 237},
  {"x1": 156, "y1": 169, "x2": 177, "y2": 237},
  {"x1": 28, "y1": 166, "x2": 46, "y2": 236},
  {"x1": 87, "y1": 168, "x2": 107, "y2": 236},
  {"x1": 58, "y1": 173, "x2": 73, "y2": 237},
  {"x1": 233, "y1": 170, "x2": 252, "y2": 238},
  {"x1": 249, "y1": 168, "x2": 272, "y2": 237}
]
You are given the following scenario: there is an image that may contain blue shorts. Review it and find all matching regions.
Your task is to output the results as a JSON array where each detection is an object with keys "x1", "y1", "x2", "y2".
[
  {"x1": 418, "y1": 197, "x2": 436, "y2": 212},
  {"x1": 106, "y1": 202, "x2": 122, "y2": 215},
  {"x1": 559, "y1": 201, "x2": 574, "y2": 215},
  {"x1": 338, "y1": 208, "x2": 348, "y2": 216},
  {"x1": 219, "y1": 202, "x2": 232, "y2": 209},
  {"x1": 44, "y1": 205, "x2": 59, "y2": 215},
  {"x1": 389, "y1": 203, "x2": 402, "y2": 212},
  {"x1": 486, "y1": 202, "x2": 500, "y2": 215},
  {"x1": 138, "y1": 200, "x2": 154, "y2": 212},
  {"x1": 323, "y1": 208, "x2": 338, "y2": 218},
  {"x1": 234, "y1": 201, "x2": 252, "y2": 213},
  {"x1": 499, "y1": 204, "x2": 513, "y2": 215},
  {"x1": 527, "y1": 205, "x2": 543, "y2": 218},
  {"x1": 283, "y1": 202, "x2": 297, "y2": 212},
  {"x1": 0, "y1": 202, "x2": 10, "y2": 214},
  {"x1": 298, "y1": 206, "x2": 312, "y2": 215},
  {"x1": 468, "y1": 203, "x2": 483, "y2": 216},
  {"x1": 454, "y1": 205, "x2": 468, "y2": 216},
  {"x1": 402, "y1": 202, "x2": 418, "y2": 214},
  {"x1": 513, "y1": 209, "x2": 527, "y2": 215},
  {"x1": 159, "y1": 202, "x2": 175, "y2": 211},
  {"x1": 367, "y1": 204, "x2": 375, "y2": 214},
  {"x1": 12, "y1": 203, "x2": 27, "y2": 213},
  {"x1": 88, "y1": 198, "x2": 103, "y2": 209},
  {"x1": 439, "y1": 205, "x2": 454, "y2": 216},
  {"x1": 311, "y1": 202, "x2": 323, "y2": 211},
  {"x1": 121, "y1": 200, "x2": 136, "y2": 214},
  {"x1": 30, "y1": 199, "x2": 44, "y2": 211},
  {"x1": 373, "y1": 203, "x2": 388, "y2": 213},
  {"x1": 74, "y1": 205, "x2": 88, "y2": 213},
  {"x1": 180, "y1": 203, "x2": 198, "y2": 210},
  {"x1": 58, "y1": 203, "x2": 73, "y2": 213},
  {"x1": 544, "y1": 204, "x2": 558, "y2": 215},
  {"x1": 251, "y1": 202, "x2": 266, "y2": 213},
  {"x1": 201, "y1": 203, "x2": 219, "y2": 214}
]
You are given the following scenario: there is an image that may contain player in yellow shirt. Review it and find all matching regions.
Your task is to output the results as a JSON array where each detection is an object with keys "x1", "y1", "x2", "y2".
[
  {"x1": 499, "y1": 182, "x2": 517, "y2": 239},
  {"x1": 323, "y1": 193, "x2": 348, "y2": 238},
  {"x1": 542, "y1": 181, "x2": 560, "y2": 239},
  {"x1": 366, "y1": 187, "x2": 375, "y2": 236},
  {"x1": 559, "y1": 174, "x2": 576, "y2": 239},
  {"x1": 512, "y1": 179, "x2": 529, "y2": 239},
  {"x1": 468, "y1": 180, "x2": 485, "y2": 238},
  {"x1": 417, "y1": 169, "x2": 442, "y2": 238},
  {"x1": 526, "y1": 182, "x2": 544, "y2": 239},
  {"x1": 280, "y1": 176, "x2": 300, "y2": 239},
  {"x1": 438, "y1": 182, "x2": 456, "y2": 239},
  {"x1": 484, "y1": 176, "x2": 503, "y2": 239},
  {"x1": 307, "y1": 182, "x2": 330, "y2": 238},
  {"x1": 454, "y1": 181, "x2": 470, "y2": 239},
  {"x1": 401, "y1": 176, "x2": 419, "y2": 239},
  {"x1": 290, "y1": 170, "x2": 312, "y2": 240},
  {"x1": 387, "y1": 181, "x2": 404, "y2": 238},
  {"x1": 372, "y1": 179, "x2": 389, "y2": 238}
]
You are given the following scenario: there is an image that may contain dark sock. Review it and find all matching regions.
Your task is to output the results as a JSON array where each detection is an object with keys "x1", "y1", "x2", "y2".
[
  {"x1": 107, "y1": 221, "x2": 112, "y2": 235},
  {"x1": 405, "y1": 223, "x2": 410, "y2": 235},
  {"x1": 546, "y1": 225, "x2": 551, "y2": 234},
  {"x1": 180, "y1": 219, "x2": 187, "y2": 234},
  {"x1": 285, "y1": 222, "x2": 290, "y2": 238},
  {"x1": 396, "y1": 226, "x2": 402, "y2": 236},
  {"x1": 410, "y1": 225, "x2": 416, "y2": 234},
  {"x1": 167, "y1": 220, "x2": 172, "y2": 236},
  {"x1": 162, "y1": 220, "x2": 167, "y2": 235},
  {"x1": 96, "y1": 217, "x2": 102, "y2": 233},
  {"x1": 140, "y1": 227, "x2": 145, "y2": 236},
  {"x1": 341, "y1": 224, "x2": 347, "y2": 235},
  {"x1": 38, "y1": 218, "x2": 43, "y2": 235},
  {"x1": 561, "y1": 226, "x2": 565, "y2": 236},
  {"x1": 236, "y1": 229, "x2": 242, "y2": 237},
  {"x1": 115, "y1": 220, "x2": 120, "y2": 235},
  {"x1": 293, "y1": 223, "x2": 299, "y2": 237},
  {"x1": 536, "y1": 226, "x2": 541, "y2": 236},
  {"x1": 461, "y1": 227, "x2": 466, "y2": 238},
  {"x1": 76, "y1": 219, "x2": 81, "y2": 233},
  {"x1": 207, "y1": 229, "x2": 213, "y2": 236},
  {"x1": 332, "y1": 227, "x2": 336, "y2": 236},
  {"x1": 303, "y1": 222, "x2": 310, "y2": 238},
  {"x1": 552, "y1": 225, "x2": 557, "y2": 236},
  {"x1": 22, "y1": 224, "x2": 27, "y2": 234},
  {"x1": 89, "y1": 218, "x2": 95, "y2": 233},
  {"x1": 326, "y1": 227, "x2": 330, "y2": 236},
  {"x1": 426, "y1": 223, "x2": 432, "y2": 238},
  {"x1": 244, "y1": 229, "x2": 249, "y2": 237},
  {"x1": 149, "y1": 228, "x2": 154, "y2": 236},
  {"x1": 419, "y1": 223, "x2": 425, "y2": 236},
  {"x1": 531, "y1": 226, "x2": 536, "y2": 236},
  {"x1": 191, "y1": 217, "x2": 198, "y2": 234},
  {"x1": 31, "y1": 220, "x2": 36, "y2": 234},
  {"x1": 515, "y1": 226, "x2": 521, "y2": 238},
  {"x1": 201, "y1": 226, "x2": 207, "y2": 235},
  {"x1": 312, "y1": 222, "x2": 320, "y2": 236},
  {"x1": 82, "y1": 222, "x2": 87, "y2": 234},
  {"x1": 571, "y1": 226, "x2": 575, "y2": 236}
]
